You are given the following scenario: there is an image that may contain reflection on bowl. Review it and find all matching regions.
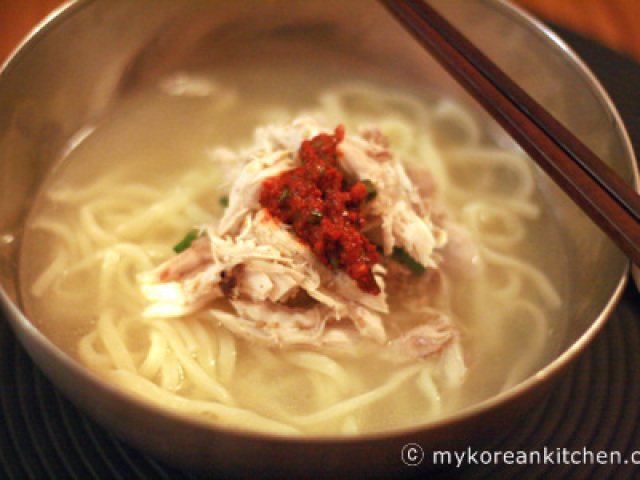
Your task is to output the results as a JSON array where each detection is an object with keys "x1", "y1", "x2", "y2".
[{"x1": 0, "y1": 0, "x2": 634, "y2": 476}]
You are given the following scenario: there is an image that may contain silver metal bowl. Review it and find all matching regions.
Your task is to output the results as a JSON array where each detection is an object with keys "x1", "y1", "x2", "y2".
[{"x1": 0, "y1": 0, "x2": 634, "y2": 476}]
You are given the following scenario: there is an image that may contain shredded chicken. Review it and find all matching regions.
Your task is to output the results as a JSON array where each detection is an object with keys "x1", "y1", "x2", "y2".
[{"x1": 140, "y1": 116, "x2": 478, "y2": 365}]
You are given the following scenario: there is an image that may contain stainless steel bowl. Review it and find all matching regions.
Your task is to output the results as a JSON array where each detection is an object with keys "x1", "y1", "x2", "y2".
[{"x1": 0, "y1": 0, "x2": 634, "y2": 476}]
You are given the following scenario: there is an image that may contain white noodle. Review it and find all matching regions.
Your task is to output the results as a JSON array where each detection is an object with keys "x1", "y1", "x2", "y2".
[{"x1": 21, "y1": 82, "x2": 564, "y2": 435}]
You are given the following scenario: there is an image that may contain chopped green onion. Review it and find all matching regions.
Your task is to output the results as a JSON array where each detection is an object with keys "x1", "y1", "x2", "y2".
[
  {"x1": 308, "y1": 209, "x2": 323, "y2": 223},
  {"x1": 391, "y1": 246, "x2": 425, "y2": 276},
  {"x1": 173, "y1": 229, "x2": 199, "y2": 254},
  {"x1": 361, "y1": 179, "x2": 377, "y2": 201},
  {"x1": 279, "y1": 187, "x2": 290, "y2": 205},
  {"x1": 219, "y1": 196, "x2": 229, "y2": 207}
]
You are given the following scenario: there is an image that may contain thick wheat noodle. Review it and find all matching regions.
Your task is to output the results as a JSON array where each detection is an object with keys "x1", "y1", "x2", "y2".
[{"x1": 23, "y1": 82, "x2": 562, "y2": 435}]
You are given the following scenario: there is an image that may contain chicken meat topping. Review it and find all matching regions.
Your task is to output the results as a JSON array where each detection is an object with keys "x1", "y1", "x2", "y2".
[{"x1": 140, "y1": 116, "x2": 478, "y2": 368}]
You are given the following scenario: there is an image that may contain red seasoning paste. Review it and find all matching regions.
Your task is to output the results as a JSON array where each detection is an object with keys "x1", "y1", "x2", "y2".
[{"x1": 259, "y1": 125, "x2": 381, "y2": 294}]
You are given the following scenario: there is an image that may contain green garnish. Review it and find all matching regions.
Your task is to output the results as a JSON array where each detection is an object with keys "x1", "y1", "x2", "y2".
[
  {"x1": 279, "y1": 187, "x2": 290, "y2": 205},
  {"x1": 308, "y1": 209, "x2": 323, "y2": 223},
  {"x1": 219, "y1": 196, "x2": 229, "y2": 207},
  {"x1": 361, "y1": 179, "x2": 377, "y2": 202},
  {"x1": 391, "y1": 246, "x2": 425, "y2": 276},
  {"x1": 173, "y1": 229, "x2": 199, "y2": 254}
]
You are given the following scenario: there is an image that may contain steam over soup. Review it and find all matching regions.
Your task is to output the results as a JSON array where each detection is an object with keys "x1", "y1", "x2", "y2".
[{"x1": 20, "y1": 75, "x2": 567, "y2": 435}]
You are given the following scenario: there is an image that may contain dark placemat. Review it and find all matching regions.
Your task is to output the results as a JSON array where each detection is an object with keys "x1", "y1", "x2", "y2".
[{"x1": 1, "y1": 21, "x2": 640, "y2": 480}]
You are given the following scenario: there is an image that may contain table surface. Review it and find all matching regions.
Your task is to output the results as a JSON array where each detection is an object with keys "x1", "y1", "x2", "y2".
[
  {"x1": 515, "y1": 0, "x2": 640, "y2": 61},
  {"x1": 1, "y1": 0, "x2": 640, "y2": 62}
]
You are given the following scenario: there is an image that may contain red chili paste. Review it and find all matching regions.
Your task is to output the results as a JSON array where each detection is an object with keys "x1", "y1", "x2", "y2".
[{"x1": 259, "y1": 125, "x2": 380, "y2": 294}]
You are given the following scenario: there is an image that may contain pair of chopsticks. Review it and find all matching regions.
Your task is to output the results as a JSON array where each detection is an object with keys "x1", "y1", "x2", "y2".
[{"x1": 380, "y1": 0, "x2": 640, "y2": 266}]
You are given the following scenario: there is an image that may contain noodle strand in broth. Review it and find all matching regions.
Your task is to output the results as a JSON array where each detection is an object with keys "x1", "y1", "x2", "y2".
[{"x1": 20, "y1": 79, "x2": 566, "y2": 435}]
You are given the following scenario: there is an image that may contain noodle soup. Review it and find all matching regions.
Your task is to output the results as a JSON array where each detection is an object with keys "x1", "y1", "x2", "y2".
[{"x1": 19, "y1": 67, "x2": 568, "y2": 435}]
